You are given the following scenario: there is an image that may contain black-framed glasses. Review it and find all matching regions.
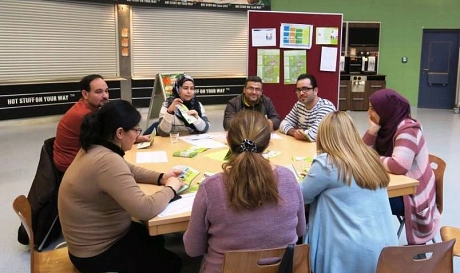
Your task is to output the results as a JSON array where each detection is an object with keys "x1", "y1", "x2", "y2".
[
  {"x1": 245, "y1": 86, "x2": 263, "y2": 92},
  {"x1": 131, "y1": 128, "x2": 143, "y2": 136},
  {"x1": 295, "y1": 86, "x2": 314, "y2": 93}
]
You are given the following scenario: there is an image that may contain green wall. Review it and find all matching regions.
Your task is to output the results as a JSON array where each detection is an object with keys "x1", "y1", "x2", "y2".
[{"x1": 272, "y1": 0, "x2": 460, "y2": 105}]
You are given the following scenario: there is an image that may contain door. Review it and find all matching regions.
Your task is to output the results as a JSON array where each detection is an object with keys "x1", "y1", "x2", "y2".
[{"x1": 418, "y1": 30, "x2": 460, "y2": 109}]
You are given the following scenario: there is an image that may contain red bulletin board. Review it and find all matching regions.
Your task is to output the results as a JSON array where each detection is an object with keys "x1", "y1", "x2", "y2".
[{"x1": 248, "y1": 10, "x2": 343, "y2": 118}]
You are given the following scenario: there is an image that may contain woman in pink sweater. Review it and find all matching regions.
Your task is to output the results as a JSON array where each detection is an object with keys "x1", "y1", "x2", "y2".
[
  {"x1": 183, "y1": 111, "x2": 306, "y2": 273},
  {"x1": 362, "y1": 89, "x2": 439, "y2": 244}
]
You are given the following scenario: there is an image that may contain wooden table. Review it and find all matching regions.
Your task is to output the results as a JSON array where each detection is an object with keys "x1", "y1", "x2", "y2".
[{"x1": 125, "y1": 132, "x2": 419, "y2": 236}]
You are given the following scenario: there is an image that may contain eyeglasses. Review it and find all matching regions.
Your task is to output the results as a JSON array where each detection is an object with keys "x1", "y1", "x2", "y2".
[
  {"x1": 130, "y1": 128, "x2": 143, "y2": 136},
  {"x1": 295, "y1": 86, "x2": 314, "y2": 93},
  {"x1": 245, "y1": 86, "x2": 263, "y2": 92}
]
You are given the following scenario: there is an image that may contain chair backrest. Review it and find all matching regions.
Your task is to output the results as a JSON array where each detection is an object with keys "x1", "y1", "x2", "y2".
[
  {"x1": 429, "y1": 154, "x2": 446, "y2": 214},
  {"x1": 440, "y1": 226, "x2": 460, "y2": 257},
  {"x1": 221, "y1": 244, "x2": 310, "y2": 273},
  {"x1": 13, "y1": 195, "x2": 79, "y2": 273},
  {"x1": 376, "y1": 239, "x2": 455, "y2": 273},
  {"x1": 13, "y1": 195, "x2": 36, "y2": 273}
]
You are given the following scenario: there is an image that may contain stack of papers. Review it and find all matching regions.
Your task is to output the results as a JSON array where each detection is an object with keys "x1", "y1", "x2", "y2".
[
  {"x1": 180, "y1": 134, "x2": 227, "y2": 149},
  {"x1": 158, "y1": 193, "x2": 196, "y2": 217},
  {"x1": 173, "y1": 146, "x2": 207, "y2": 158}
]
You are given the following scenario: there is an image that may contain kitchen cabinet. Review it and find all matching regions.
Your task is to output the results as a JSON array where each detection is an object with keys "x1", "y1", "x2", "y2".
[
  {"x1": 338, "y1": 75, "x2": 386, "y2": 111},
  {"x1": 339, "y1": 80, "x2": 351, "y2": 111}
]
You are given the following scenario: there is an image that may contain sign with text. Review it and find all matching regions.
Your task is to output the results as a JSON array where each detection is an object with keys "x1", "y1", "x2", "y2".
[
  {"x1": 192, "y1": 77, "x2": 245, "y2": 105},
  {"x1": 0, "y1": 81, "x2": 121, "y2": 120},
  {"x1": 4, "y1": 93, "x2": 77, "y2": 108},
  {"x1": 74, "y1": 0, "x2": 270, "y2": 11}
]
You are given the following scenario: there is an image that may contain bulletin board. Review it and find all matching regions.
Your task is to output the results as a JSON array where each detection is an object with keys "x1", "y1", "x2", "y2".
[{"x1": 248, "y1": 11, "x2": 343, "y2": 118}]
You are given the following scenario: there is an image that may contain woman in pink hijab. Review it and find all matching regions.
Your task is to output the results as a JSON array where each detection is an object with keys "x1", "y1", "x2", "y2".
[{"x1": 362, "y1": 89, "x2": 439, "y2": 245}]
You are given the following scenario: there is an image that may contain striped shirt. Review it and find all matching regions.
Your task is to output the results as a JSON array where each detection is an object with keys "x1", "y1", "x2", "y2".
[
  {"x1": 279, "y1": 98, "x2": 336, "y2": 141},
  {"x1": 363, "y1": 119, "x2": 439, "y2": 244}
]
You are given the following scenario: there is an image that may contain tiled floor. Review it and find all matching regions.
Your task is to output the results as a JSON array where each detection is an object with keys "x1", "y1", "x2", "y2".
[{"x1": 1, "y1": 107, "x2": 459, "y2": 272}]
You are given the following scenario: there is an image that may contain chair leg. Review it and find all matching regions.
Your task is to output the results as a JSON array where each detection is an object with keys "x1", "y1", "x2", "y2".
[
  {"x1": 397, "y1": 216, "x2": 405, "y2": 239},
  {"x1": 37, "y1": 214, "x2": 59, "y2": 251}
]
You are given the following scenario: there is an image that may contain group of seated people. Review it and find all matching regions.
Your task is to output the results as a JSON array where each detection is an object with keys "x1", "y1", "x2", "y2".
[
  {"x1": 51, "y1": 73, "x2": 439, "y2": 273},
  {"x1": 144, "y1": 72, "x2": 336, "y2": 141}
]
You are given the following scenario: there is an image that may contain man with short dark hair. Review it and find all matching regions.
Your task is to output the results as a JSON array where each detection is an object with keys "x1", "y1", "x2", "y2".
[
  {"x1": 53, "y1": 74, "x2": 109, "y2": 172},
  {"x1": 223, "y1": 76, "x2": 280, "y2": 131},
  {"x1": 279, "y1": 73, "x2": 336, "y2": 141}
]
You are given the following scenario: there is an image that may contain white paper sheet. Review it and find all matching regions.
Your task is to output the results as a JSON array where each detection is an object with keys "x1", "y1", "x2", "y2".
[
  {"x1": 252, "y1": 28, "x2": 276, "y2": 47},
  {"x1": 180, "y1": 134, "x2": 212, "y2": 141},
  {"x1": 320, "y1": 46, "x2": 338, "y2": 72},
  {"x1": 136, "y1": 151, "x2": 168, "y2": 163},
  {"x1": 180, "y1": 135, "x2": 227, "y2": 149},
  {"x1": 186, "y1": 139, "x2": 226, "y2": 149},
  {"x1": 271, "y1": 133, "x2": 282, "y2": 139},
  {"x1": 158, "y1": 193, "x2": 196, "y2": 217}
]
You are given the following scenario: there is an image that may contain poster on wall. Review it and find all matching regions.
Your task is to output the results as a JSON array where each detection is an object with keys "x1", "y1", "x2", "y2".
[
  {"x1": 284, "y1": 50, "x2": 307, "y2": 84},
  {"x1": 280, "y1": 23, "x2": 313, "y2": 49},
  {"x1": 316, "y1": 27, "x2": 339, "y2": 45},
  {"x1": 257, "y1": 49, "x2": 280, "y2": 83},
  {"x1": 74, "y1": 0, "x2": 270, "y2": 11},
  {"x1": 251, "y1": 28, "x2": 276, "y2": 47},
  {"x1": 319, "y1": 47, "x2": 337, "y2": 72}
]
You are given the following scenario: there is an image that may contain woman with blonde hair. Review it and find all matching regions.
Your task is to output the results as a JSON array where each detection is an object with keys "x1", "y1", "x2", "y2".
[
  {"x1": 301, "y1": 111, "x2": 397, "y2": 273},
  {"x1": 184, "y1": 111, "x2": 306, "y2": 273}
]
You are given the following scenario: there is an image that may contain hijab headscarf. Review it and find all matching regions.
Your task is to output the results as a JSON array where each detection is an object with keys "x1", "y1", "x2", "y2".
[
  {"x1": 369, "y1": 89, "x2": 413, "y2": 156},
  {"x1": 166, "y1": 74, "x2": 203, "y2": 129}
]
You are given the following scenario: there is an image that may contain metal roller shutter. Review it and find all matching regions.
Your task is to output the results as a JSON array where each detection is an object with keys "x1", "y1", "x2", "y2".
[
  {"x1": 0, "y1": 0, "x2": 117, "y2": 83},
  {"x1": 132, "y1": 7, "x2": 247, "y2": 78}
]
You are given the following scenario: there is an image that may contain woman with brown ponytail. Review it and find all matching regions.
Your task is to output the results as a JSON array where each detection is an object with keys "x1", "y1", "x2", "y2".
[{"x1": 183, "y1": 111, "x2": 306, "y2": 273}]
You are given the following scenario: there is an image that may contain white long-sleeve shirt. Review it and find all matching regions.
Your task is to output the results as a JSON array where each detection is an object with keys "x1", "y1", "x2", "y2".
[{"x1": 279, "y1": 98, "x2": 336, "y2": 141}]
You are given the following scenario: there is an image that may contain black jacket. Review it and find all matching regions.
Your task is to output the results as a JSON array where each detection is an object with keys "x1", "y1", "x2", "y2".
[
  {"x1": 17, "y1": 137, "x2": 63, "y2": 250},
  {"x1": 223, "y1": 94, "x2": 281, "y2": 130}
]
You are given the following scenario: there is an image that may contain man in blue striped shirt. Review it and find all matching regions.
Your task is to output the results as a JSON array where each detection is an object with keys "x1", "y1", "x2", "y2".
[{"x1": 279, "y1": 74, "x2": 336, "y2": 141}]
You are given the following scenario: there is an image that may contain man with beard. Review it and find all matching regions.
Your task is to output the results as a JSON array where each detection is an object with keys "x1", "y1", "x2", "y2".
[
  {"x1": 223, "y1": 76, "x2": 280, "y2": 131},
  {"x1": 53, "y1": 74, "x2": 111, "y2": 173},
  {"x1": 279, "y1": 73, "x2": 336, "y2": 141}
]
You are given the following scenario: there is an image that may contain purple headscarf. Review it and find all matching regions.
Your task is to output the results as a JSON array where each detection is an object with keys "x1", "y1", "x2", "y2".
[{"x1": 369, "y1": 89, "x2": 413, "y2": 156}]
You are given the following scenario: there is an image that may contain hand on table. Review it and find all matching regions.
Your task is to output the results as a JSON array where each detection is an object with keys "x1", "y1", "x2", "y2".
[
  {"x1": 267, "y1": 119, "x2": 274, "y2": 131},
  {"x1": 165, "y1": 177, "x2": 185, "y2": 192},
  {"x1": 162, "y1": 169, "x2": 183, "y2": 185},
  {"x1": 136, "y1": 135, "x2": 150, "y2": 143},
  {"x1": 293, "y1": 129, "x2": 308, "y2": 141}
]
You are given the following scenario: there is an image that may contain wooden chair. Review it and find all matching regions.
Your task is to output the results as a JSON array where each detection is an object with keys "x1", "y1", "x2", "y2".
[
  {"x1": 221, "y1": 244, "x2": 310, "y2": 273},
  {"x1": 397, "y1": 154, "x2": 446, "y2": 241},
  {"x1": 13, "y1": 195, "x2": 80, "y2": 273},
  {"x1": 440, "y1": 226, "x2": 460, "y2": 257},
  {"x1": 376, "y1": 239, "x2": 455, "y2": 273}
]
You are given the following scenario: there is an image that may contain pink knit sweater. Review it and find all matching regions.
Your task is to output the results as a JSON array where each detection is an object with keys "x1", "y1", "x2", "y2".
[
  {"x1": 183, "y1": 166, "x2": 306, "y2": 273},
  {"x1": 363, "y1": 118, "x2": 440, "y2": 244}
]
